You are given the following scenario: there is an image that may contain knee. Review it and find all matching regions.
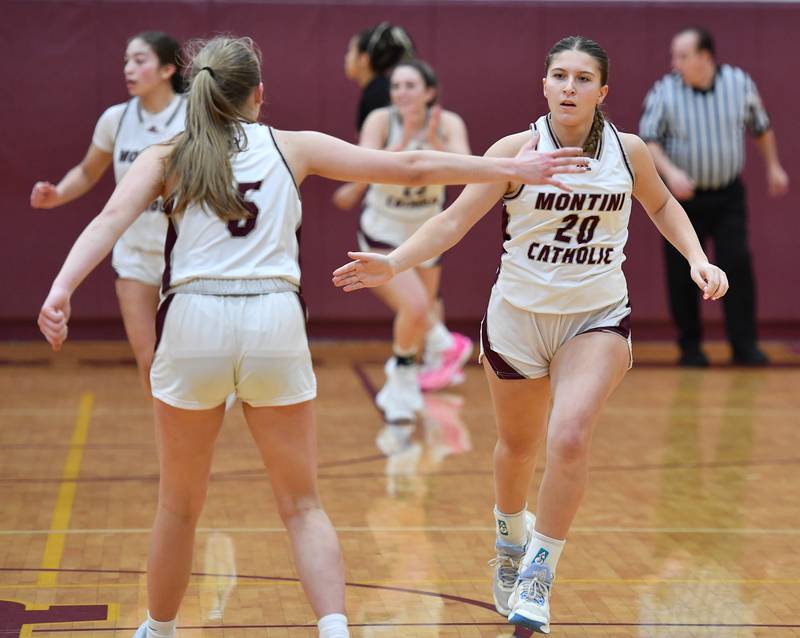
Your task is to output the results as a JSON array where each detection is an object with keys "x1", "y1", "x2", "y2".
[
  {"x1": 547, "y1": 422, "x2": 592, "y2": 465},
  {"x1": 399, "y1": 297, "x2": 430, "y2": 328},
  {"x1": 157, "y1": 490, "x2": 207, "y2": 525}
]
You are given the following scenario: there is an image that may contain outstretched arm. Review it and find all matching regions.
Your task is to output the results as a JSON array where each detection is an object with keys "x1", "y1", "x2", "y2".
[
  {"x1": 38, "y1": 145, "x2": 168, "y2": 351},
  {"x1": 331, "y1": 109, "x2": 388, "y2": 211},
  {"x1": 30, "y1": 144, "x2": 113, "y2": 209},
  {"x1": 279, "y1": 128, "x2": 586, "y2": 190},
  {"x1": 332, "y1": 133, "x2": 532, "y2": 291},
  {"x1": 624, "y1": 133, "x2": 728, "y2": 301}
]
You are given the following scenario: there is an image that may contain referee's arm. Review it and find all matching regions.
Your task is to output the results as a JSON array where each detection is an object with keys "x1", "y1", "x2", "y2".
[{"x1": 639, "y1": 81, "x2": 695, "y2": 200}]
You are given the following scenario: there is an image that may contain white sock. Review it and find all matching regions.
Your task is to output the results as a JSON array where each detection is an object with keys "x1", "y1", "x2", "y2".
[
  {"x1": 494, "y1": 505, "x2": 531, "y2": 546},
  {"x1": 146, "y1": 612, "x2": 176, "y2": 638},
  {"x1": 318, "y1": 613, "x2": 349, "y2": 638},
  {"x1": 525, "y1": 529, "x2": 565, "y2": 574},
  {"x1": 425, "y1": 321, "x2": 454, "y2": 355}
]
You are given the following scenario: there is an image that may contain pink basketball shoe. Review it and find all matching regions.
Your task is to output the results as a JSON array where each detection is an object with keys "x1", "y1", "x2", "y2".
[{"x1": 419, "y1": 332, "x2": 473, "y2": 391}]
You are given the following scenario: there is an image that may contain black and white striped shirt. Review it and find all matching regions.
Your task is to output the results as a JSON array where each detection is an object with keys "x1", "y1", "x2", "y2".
[{"x1": 639, "y1": 65, "x2": 771, "y2": 190}]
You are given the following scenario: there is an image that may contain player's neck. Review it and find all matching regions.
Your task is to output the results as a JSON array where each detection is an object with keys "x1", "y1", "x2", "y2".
[
  {"x1": 549, "y1": 116, "x2": 593, "y2": 151},
  {"x1": 139, "y1": 84, "x2": 176, "y2": 115}
]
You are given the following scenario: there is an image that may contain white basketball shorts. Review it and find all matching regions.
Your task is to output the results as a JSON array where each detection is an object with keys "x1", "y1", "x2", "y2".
[
  {"x1": 150, "y1": 291, "x2": 316, "y2": 409},
  {"x1": 479, "y1": 287, "x2": 633, "y2": 379}
]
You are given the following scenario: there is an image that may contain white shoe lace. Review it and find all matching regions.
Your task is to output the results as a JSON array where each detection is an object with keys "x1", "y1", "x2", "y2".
[
  {"x1": 488, "y1": 553, "x2": 522, "y2": 588},
  {"x1": 518, "y1": 566, "x2": 552, "y2": 607}
]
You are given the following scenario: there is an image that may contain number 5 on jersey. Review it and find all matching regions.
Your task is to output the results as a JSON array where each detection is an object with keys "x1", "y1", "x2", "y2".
[{"x1": 228, "y1": 180, "x2": 263, "y2": 237}]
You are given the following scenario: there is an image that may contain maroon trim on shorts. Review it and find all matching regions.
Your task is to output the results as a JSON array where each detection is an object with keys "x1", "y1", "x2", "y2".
[
  {"x1": 295, "y1": 292, "x2": 309, "y2": 337},
  {"x1": 480, "y1": 312, "x2": 526, "y2": 380},
  {"x1": 154, "y1": 294, "x2": 175, "y2": 352},
  {"x1": 579, "y1": 305, "x2": 632, "y2": 340}
]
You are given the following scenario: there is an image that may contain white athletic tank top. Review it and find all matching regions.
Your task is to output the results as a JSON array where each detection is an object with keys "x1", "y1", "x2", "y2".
[
  {"x1": 496, "y1": 114, "x2": 634, "y2": 313},
  {"x1": 363, "y1": 107, "x2": 446, "y2": 223},
  {"x1": 163, "y1": 123, "x2": 302, "y2": 291},
  {"x1": 113, "y1": 95, "x2": 186, "y2": 253}
]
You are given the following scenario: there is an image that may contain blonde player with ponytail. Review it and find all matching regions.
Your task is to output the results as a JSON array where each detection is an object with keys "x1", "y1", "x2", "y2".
[
  {"x1": 37, "y1": 36, "x2": 588, "y2": 638},
  {"x1": 333, "y1": 35, "x2": 729, "y2": 634}
]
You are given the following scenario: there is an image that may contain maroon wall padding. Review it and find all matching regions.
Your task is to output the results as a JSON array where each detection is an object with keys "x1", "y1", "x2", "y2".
[{"x1": 2, "y1": 1, "x2": 798, "y2": 338}]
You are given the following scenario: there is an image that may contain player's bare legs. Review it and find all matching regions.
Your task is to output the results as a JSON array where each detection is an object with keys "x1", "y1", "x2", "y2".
[{"x1": 115, "y1": 278, "x2": 160, "y2": 396}]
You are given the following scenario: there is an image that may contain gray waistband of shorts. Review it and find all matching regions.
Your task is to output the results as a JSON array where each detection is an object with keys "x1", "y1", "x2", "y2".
[{"x1": 169, "y1": 277, "x2": 299, "y2": 296}]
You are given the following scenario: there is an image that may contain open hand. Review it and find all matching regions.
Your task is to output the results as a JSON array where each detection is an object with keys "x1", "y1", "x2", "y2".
[
  {"x1": 38, "y1": 288, "x2": 71, "y2": 351},
  {"x1": 332, "y1": 251, "x2": 395, "y2": 291},
  {"x1": 514, "y1": 133, "x2": 589, "y2": 191}
]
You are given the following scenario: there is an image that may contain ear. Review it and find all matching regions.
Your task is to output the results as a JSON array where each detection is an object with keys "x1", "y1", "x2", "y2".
[
  {"x1": 255, "y1": 82, "x2": 265, "y2": 106},
  {"x1": 424, "y1": 86, "x2": 436, "y2": 104},
  {"x1": 160, "y1": 63, "x2": 177, "y2": 81},
  {"x1": 597, "y1": 84, "x2": 609, "y2": 105},
  {"x1": 542, "y1": 76, "x2": 547, "y2": 99}
]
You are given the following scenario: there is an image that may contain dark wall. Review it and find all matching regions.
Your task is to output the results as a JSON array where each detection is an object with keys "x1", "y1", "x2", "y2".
[{"x1": 2, "y1": 1, "x2": 798, "y2": 336}]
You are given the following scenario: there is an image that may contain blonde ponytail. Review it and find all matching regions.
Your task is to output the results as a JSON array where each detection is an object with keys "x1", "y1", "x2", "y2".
[{"x1": 165, "y1": 37, "x2": 262, "y2": 221}]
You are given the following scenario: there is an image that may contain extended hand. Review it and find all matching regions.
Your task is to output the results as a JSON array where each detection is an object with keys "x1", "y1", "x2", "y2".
[
  {"x1": 514, "y1": 133, "x2": 589, "y2": 191},
  {"x1": 332, "y1": 251, "x2": 395, "y2": 291},
  {"x1": 38, "y1": 288, "x2": 71, "y2": 351},
  {"x1": 690, "y1": 261, "x2": 729, "y2": 301}
]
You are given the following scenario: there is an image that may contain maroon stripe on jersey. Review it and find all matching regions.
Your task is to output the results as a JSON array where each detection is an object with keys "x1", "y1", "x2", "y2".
[
  {"x1": 579, "y1": 304, "x2": 632, "y2": 340},
  {"x1": 608, "y1": 123, "x2": 634, "y2": 184},
  {"x1": 268, "y1": 126, "x2": 301, "y2": 198},
  {"x1": 160, "y1": 214, "x2": 178, "y2": 296},
  {"x1": 545, "y1": 114, "x2": 562, "y2": 149},
  {"x1": 480, "y1": 314, "x2": 526, "y2": 380},
  {"x1": 153, "y1": 294, "x2": 175, "y2": 353},
  {"x1": 503, "y1": 184, "x2": 524, "y2": 201}
]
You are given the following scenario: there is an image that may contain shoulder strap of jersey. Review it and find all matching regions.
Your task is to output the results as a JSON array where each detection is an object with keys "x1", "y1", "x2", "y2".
[{"x1": 112, "y1": 99, "x2": 134, "y2": 149}]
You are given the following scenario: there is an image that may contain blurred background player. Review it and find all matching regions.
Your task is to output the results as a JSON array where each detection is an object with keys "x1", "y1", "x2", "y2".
[
  {"x1": 30, "y1": 31, "x2": 186, "y2": 394},
  {"x1": 333, "y1": 59, "x2": 474, "y2": 426},
  {"x1": 343, "y1": 22, "x2": 416, "y2": 133}
]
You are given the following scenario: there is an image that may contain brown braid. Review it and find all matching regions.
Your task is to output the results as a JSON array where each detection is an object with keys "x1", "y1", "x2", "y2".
[{"x1": 583, "y1": 107, "x2": 605, "y2": 157}]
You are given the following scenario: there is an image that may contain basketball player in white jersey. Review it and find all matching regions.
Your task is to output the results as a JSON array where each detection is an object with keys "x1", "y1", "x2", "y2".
[
  {"x1": 30, "y1": 31, "x2": 186, "y2": 394},
  {"x1": 37, "y1": 36, "x2": 589, "y2": 638},
  {"x1": 332, "y1": 60, "x2": 474, "y2": 428},
  {"x1": 333, "y1": 36, "x2": 729, "y2": 634}
]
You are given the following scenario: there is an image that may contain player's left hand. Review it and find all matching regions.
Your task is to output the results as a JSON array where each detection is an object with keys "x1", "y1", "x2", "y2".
[
  {"x1": 690, "y1": 261, "x2": 729, "y2": 301},
  {"x1": 332, "y1": 251, "x2": 395, "y2": 291},
  {"x1": 38, "y1": 288, "x2": 71, "y2": 351}
]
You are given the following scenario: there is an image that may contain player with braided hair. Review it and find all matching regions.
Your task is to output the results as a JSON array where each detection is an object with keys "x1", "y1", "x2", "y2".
[{"x1": 333, "y1": 35, "x2": 729, "y2": 634}]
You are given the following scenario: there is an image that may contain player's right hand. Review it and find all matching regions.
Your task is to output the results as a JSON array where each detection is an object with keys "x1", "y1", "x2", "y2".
[
  {"x1": 332, "y1": 251, "x2": 395, "y2": 291},
  {"x1": 30, "y1": 181, "x2": 61, "y2": 209},
  {"x1": 38, "y1": 288, "x2": 71, "y2": 351}
]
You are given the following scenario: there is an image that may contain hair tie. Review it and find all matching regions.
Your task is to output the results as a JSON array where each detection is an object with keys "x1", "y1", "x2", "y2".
[{"x1": 201, "y1": 66, "x2": 215, "y2": 78}]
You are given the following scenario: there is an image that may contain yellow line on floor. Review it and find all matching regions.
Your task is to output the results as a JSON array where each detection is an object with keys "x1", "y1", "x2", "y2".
[{"x1": 36, "y1": 392, "x2": 94, "y2": 587}]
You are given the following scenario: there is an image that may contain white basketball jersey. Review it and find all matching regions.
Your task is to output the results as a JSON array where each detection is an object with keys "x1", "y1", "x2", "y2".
[
  {"x1": 496, "y1": 115, "x2": 634, "y2": 313},
  {"x1": 113, "y1": 95, "x2": 186, "y2": 253},
  {"x1": 363, "y1": 108, "x2": 446, "y2": 223},
  {"x1": 164, "y1": 123, "x2": 302, "y2": 290}
]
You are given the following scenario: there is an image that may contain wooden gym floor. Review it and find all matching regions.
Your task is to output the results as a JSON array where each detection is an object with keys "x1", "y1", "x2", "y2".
[{"x1": 1, "y1": 340, "x2": 799, "y2": 638}]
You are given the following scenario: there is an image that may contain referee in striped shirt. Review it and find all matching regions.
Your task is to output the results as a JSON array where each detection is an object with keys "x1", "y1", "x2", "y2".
[{"x1": 639, "y1": 26, "x2": 788, "y2": 366}]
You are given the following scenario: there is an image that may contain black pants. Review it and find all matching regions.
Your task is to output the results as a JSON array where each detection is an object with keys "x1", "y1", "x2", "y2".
[{"x1": 663, "y1": 178, "x2": 759, "y2": 353}]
